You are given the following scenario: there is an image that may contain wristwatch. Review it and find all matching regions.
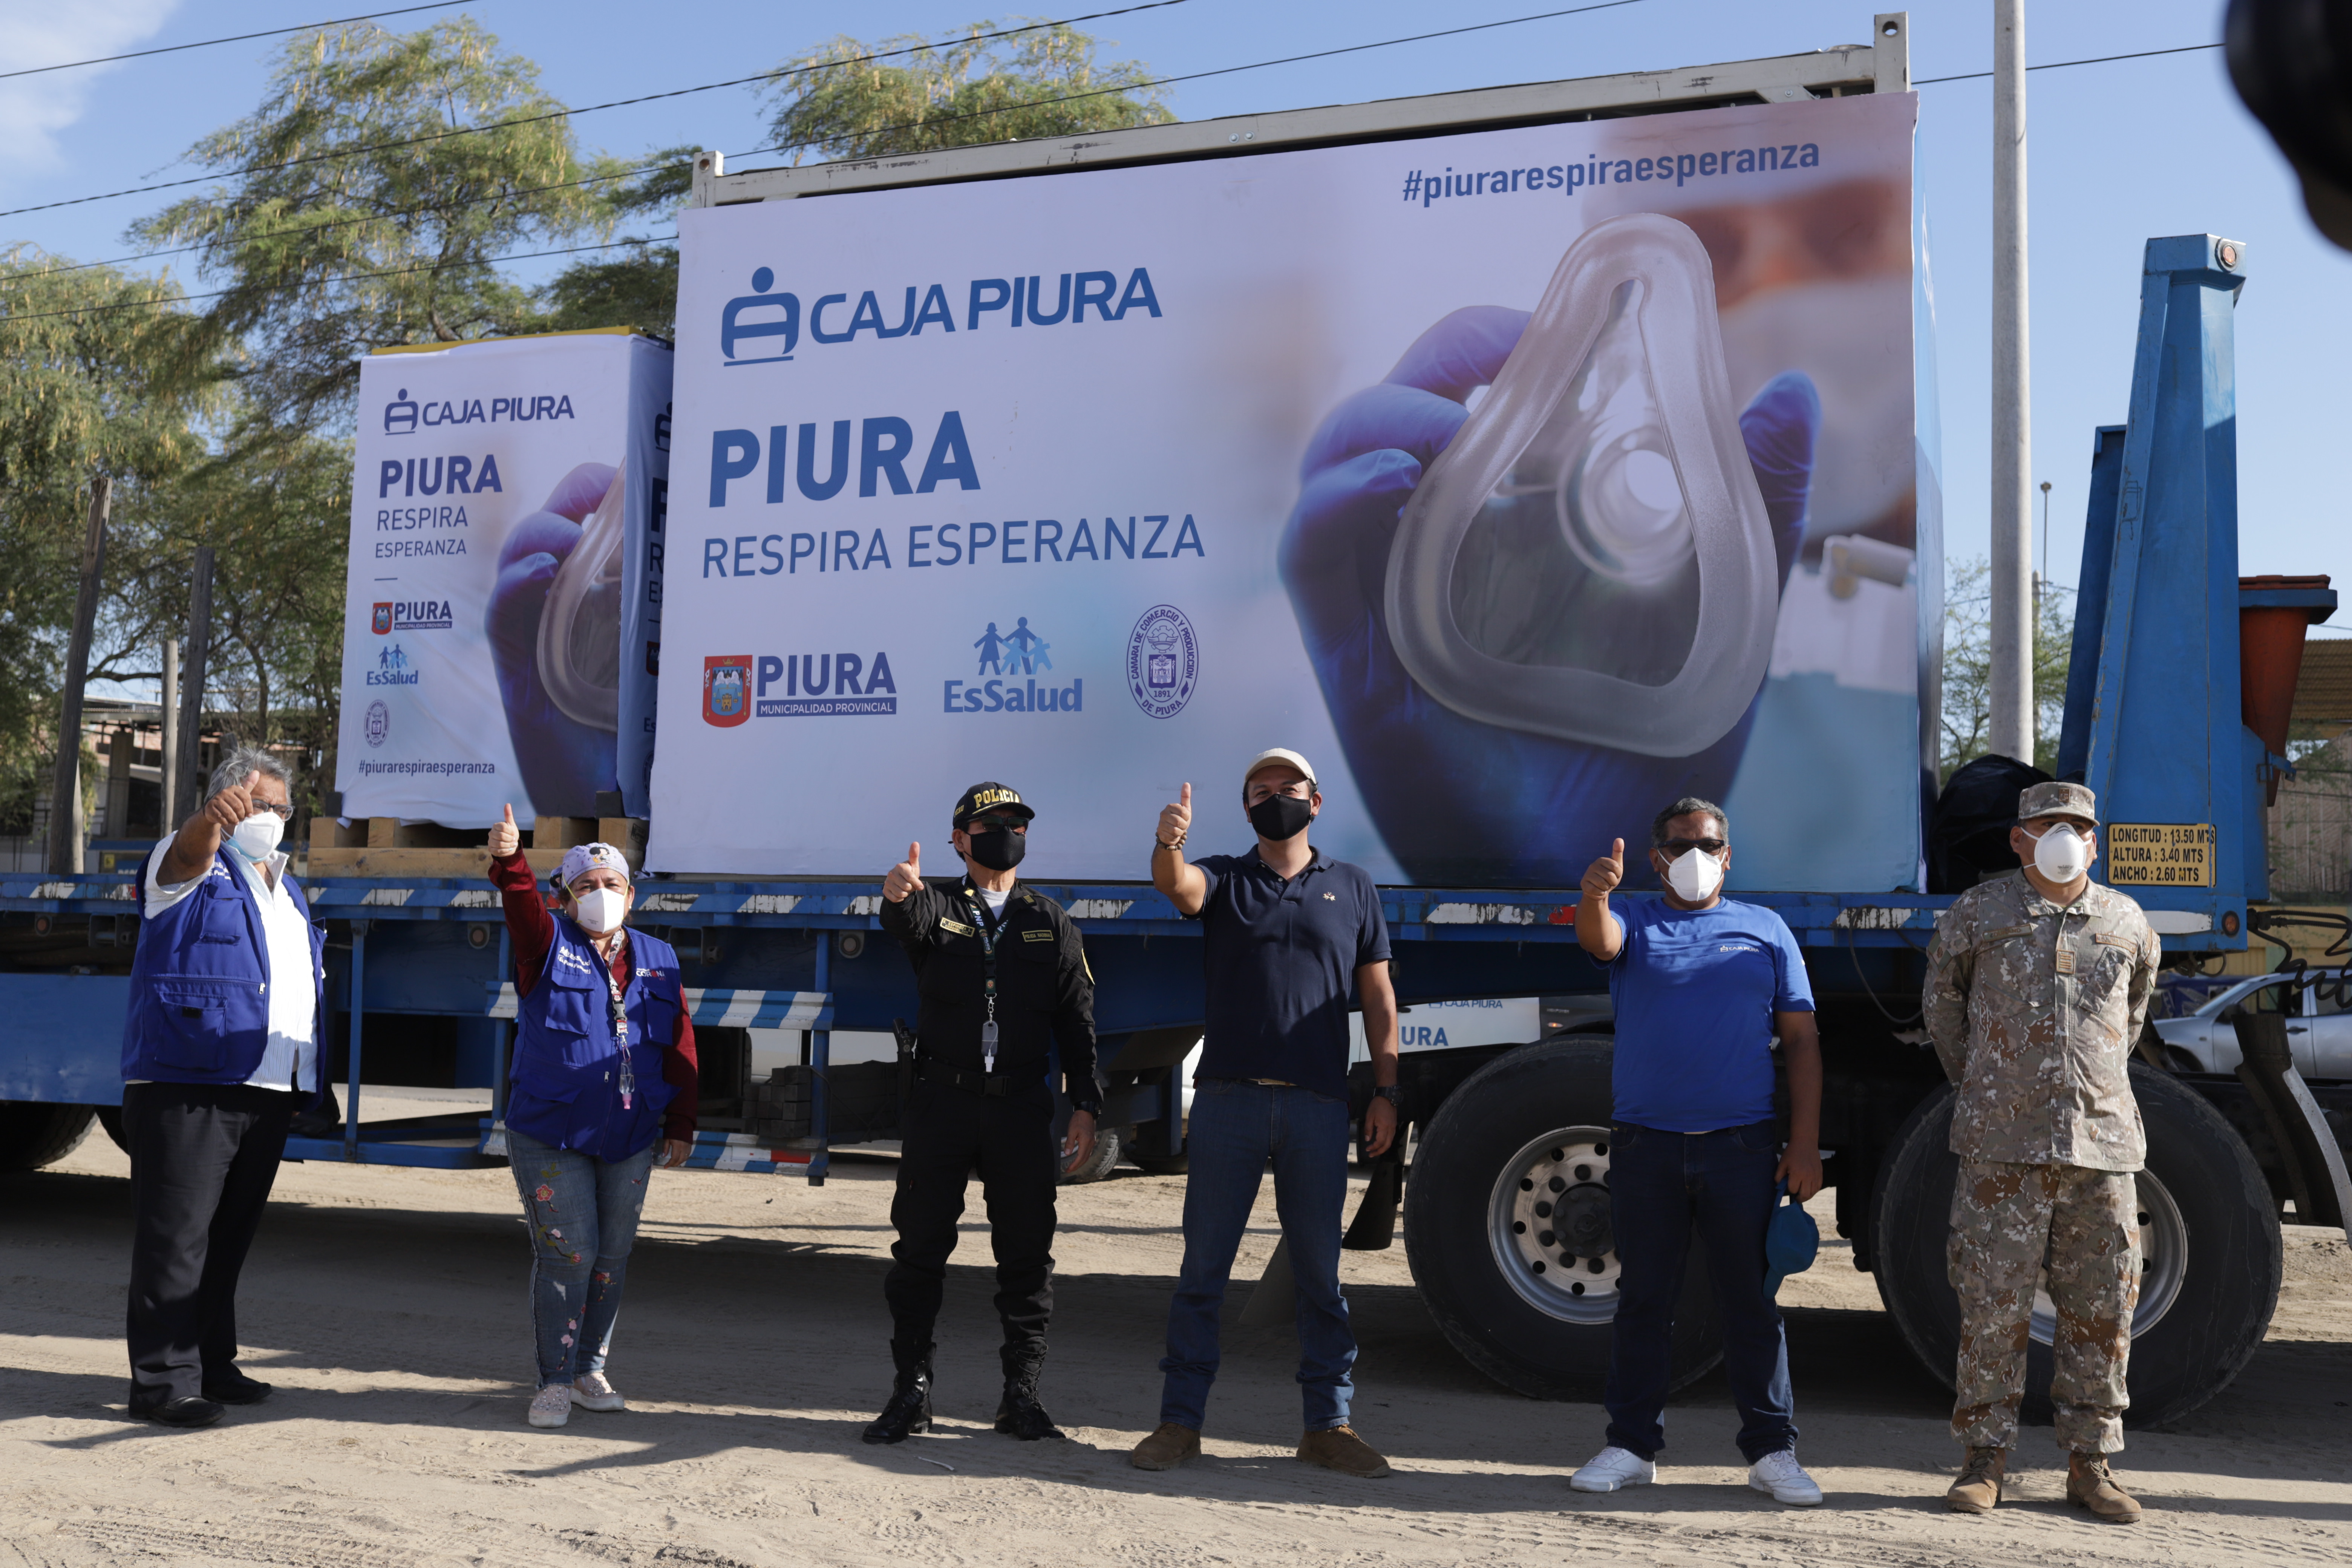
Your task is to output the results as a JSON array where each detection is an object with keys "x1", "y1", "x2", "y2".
[{"x1": 1371, "y1": 1085, "x2": 1403, "y2": 1107}]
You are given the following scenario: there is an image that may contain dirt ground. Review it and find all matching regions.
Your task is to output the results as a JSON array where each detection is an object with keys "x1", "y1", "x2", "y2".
[{"x1": 3, "y1": 1098, "x2": 2349, "y2": 1568}]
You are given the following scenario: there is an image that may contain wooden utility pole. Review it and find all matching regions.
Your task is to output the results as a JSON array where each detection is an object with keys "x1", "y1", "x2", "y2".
[
  {"x1": 175, "y1": 548, "x2": 216, "y2": 824},
  {"x1": 46, "y1": 476, "x2": 112, "y2": 875}
]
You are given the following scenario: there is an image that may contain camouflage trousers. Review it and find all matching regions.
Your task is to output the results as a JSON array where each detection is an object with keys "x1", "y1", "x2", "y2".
[{"x1": 1946, "y1": 1158, "x2": 2138, "y2": 1454}]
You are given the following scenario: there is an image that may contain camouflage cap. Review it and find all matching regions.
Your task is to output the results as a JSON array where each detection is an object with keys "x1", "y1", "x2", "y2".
[{"x1": 2018, "y1": 781, "x2": 2098, "y2": 824}]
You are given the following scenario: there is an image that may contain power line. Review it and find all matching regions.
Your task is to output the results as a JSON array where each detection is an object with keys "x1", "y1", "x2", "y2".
[
  {"x1": 12, "y1": 0, "x2": 1645, "y2": 290},
  {"x1": 729, "y1": 1, "x2": 1646, "y2": 163},
  {"x1": 0, "y1": 1, "x2": 1190, "y2": 221},
  {"x1": 0, "y1": 234, "x2": 678, "y2": 326},
  {"x1": 0, "y1": 4, "x2": 473, "y2": 80},
  {"x1": 1915, "y1": 40, "x2": 2222, "y2": 86}
]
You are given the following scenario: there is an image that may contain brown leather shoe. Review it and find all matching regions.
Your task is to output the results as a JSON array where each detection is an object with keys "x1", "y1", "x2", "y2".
[
  {"x1": 1298, "y1": 1424, "x2": 1392, "y2": 1478},
  {"x1": 2067, "y1": 1452, "x2": 2142, "y2": 1523},
  {"x1": 1129, "y1": 1422, "x2": 1201, "y2": 1471},
  {"x1": 1945, "y1": 1446, "x2": 2006, "y2": 1513}
]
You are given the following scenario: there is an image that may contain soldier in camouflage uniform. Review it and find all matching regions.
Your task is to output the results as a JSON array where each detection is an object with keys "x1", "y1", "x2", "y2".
[{"x1": 1922, "y1": 781, "x2": 2159, "y2": 1524}]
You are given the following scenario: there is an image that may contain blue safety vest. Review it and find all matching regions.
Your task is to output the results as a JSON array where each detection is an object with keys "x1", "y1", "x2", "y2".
[
  {"x1": 508, "y1": 919, "x2": 681, "y2": 1162},
  {"x1": 121, "y1": 842, "x2": 326, "y2": 1100}
]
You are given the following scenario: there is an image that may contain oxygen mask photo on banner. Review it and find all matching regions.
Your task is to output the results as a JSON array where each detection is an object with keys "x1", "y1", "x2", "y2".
[
  {"x1": 1282, "y1": 216, "x2": 1819, "y2": 889},
  {"x1": 1386, "y1": 213, "x2": 1782, "y2": 758},
  {"x1": 540, "y1": 460, "x2": 630, "y2": 732},
  {"x1": 488, "y1": 460, "x2": 625, "y2": 816}
]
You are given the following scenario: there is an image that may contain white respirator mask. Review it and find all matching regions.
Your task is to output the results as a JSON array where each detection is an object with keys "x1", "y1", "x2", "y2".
[
  {"x1": 1664, "y1": 845, "x2": 1726, "y2": 903},
  {"x1": 573, "y1": 886, "x2": 628, "y2": 934},
  {"x1": 229, "y1": 812, "x2": 285, "y2": 862},
  {"x1": 2030, "y1": 824, "x2": 2094, "y2": 883},
  {"x1": 1384, "y1": 213, "x2": 1779, "y2": 758}
]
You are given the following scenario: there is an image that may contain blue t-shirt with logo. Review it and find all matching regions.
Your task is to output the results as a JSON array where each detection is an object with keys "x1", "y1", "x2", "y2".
[{"x1": 1605, "y1": 896, "x2": 1815, "y2": 1133}]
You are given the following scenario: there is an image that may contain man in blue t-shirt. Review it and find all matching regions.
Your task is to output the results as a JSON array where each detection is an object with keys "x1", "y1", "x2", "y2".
[{"x1": 1566, "y1": 795, "x2": 1825, "y2": 1507}]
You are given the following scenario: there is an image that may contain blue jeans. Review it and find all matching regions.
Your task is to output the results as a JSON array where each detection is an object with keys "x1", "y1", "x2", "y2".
[
  {"x1": 507, "y1": 1127, "x2": 657, "y2": 1389},
  {"x1": 1604, "y1": 1119, "x2": 1796, "y2": 1463},
  {"x1": 1159, "y1": 1080, "x2": 1355, "y2": 1432}
]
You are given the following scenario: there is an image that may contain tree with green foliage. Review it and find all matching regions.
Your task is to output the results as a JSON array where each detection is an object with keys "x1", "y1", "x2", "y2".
[
  {"x1": 532, "y1": 151, "x2": 695, "y2": 340},
  {"x1": 133, "y1": 18, "x2": 615, "y2": 433},
  {"x1": 763, "y1": 18, "x2": 1174, "y2": 163},
  {"x1": 1939, "y1": 555, "x2": 2075, "y2": 781},
  {"x1": 0, "y1": 248, "x2": 217, "y2": 827}
]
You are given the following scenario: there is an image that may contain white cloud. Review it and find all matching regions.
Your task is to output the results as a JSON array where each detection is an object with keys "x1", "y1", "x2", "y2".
[{"x1": 0, "y1": 0, "x2": 182, "y2": 182}]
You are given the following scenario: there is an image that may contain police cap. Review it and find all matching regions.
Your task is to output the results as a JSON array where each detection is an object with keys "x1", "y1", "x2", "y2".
[{"x1": 953, "y1": 781, "x2": 1035, "y2": 829}]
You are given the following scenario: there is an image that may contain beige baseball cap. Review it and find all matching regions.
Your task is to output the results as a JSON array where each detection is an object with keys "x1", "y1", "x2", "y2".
[
  {"x1": 2018, "y1": 781, "x2": 2098, "y2": 825},
  {"x1": 1242, "y1": 748, "x2": 1317, "y2": 788}
]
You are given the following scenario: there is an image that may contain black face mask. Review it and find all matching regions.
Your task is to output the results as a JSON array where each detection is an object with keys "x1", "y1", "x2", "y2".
[
  {"x1": 1248, "y1": 793, "x2": 1314, "y2": 842},
  {"x1": 966, "y1": 827, "x2": 1027, "y2": 872}
]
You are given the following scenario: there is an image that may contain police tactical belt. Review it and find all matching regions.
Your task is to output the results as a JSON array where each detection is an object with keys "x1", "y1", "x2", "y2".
[{"x1": 917, "y1": 1057, "x2": 1033, "y2": 1098}]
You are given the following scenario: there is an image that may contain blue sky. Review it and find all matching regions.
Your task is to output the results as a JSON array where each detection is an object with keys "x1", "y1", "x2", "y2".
[{"x1": 5, "y1": 0, "x2": 2349, "y2": 623}]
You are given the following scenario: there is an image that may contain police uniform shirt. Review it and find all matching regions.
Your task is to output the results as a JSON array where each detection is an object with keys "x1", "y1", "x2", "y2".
[{"x1": 879, "y1": 876, "x2": 1101, "y2": 1108}]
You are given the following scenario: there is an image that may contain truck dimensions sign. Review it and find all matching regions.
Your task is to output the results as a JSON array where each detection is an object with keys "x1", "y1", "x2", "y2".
[{"x1": 2106, "y1": 823, "x2": 2216, "y2": 887}]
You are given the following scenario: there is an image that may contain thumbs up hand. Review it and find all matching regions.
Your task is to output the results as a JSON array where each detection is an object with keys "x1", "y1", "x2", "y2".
[
  {"x1": 884, "y1": 842, "x2": 923, "y2": 903},
  {"x1": 1581, "y1": 838, "x2": 1626, "y2": 899},
  {"x1": 487, "y1": 803, "x2": 521, "y2": 859},
  {"x1": 1157, "y1": 782, "x2": 1192, "y2": 851}
]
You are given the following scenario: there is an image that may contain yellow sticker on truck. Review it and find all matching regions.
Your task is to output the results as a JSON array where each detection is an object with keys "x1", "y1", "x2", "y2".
[{"x1": 2106, "y1": 823, "x2": 2215, "y2": 887}]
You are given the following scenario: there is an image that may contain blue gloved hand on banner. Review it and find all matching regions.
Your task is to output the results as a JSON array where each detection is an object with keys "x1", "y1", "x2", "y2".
[
  {"x1": 1279, "y1": 306, "x2": 1818, "y2": 886},
  {"x1": 486, "y1": 462, "x2": 619, "y2": 816}
]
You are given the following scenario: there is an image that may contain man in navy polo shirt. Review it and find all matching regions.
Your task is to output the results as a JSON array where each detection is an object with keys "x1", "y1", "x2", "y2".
[
  {"x1": 1568, "y1": 796, "x2": 1826, "y2": 1506},
  {"x1": 1128, "y1": 748, "x2": 1401, "y2": 1480}
]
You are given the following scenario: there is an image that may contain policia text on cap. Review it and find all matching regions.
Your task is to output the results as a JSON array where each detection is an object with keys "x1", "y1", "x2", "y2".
[{"x1": 864, "y1": 782, "x2": 1104, "y2": 1446}]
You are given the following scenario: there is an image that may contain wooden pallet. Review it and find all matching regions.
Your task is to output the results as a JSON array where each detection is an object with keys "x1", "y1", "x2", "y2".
[{"x1": 302, "y1": 815, "x2": 645, "y2": 880}]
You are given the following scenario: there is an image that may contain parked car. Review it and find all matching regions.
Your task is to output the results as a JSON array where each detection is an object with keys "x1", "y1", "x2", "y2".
[{"x1": 2151, "y1": 971, "x2": 2352, "y2": 1079}]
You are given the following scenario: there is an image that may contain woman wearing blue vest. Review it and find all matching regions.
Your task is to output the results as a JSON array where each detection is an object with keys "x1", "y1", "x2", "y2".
[{"x1": 486, "y1": 807, "x2": 698, "y2": 1429}]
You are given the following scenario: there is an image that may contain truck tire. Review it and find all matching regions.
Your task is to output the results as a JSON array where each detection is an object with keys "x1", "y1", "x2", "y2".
[
  {"x1": 1060, "y1": 1123, "x2": 1123, "y2": 1185},
  {"x1": 1403, "y1": 1039, "x2": 1721, "y2": 1400},
  {"x1": 0, "y1": 1102, "x2": 98, "y2": 1172},
  {"x1": 1872, "y1": 1065, "x2": 2281, "y2": 1430}
]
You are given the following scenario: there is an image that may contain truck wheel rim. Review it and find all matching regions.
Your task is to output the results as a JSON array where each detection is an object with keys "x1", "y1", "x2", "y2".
[
  {"x1": 2029, "y1": 1168, "x2": 2188, "y2": 1344},
  {"x1": 1487, "y1": 1126, "x2": 1620, "y2": 1323}
]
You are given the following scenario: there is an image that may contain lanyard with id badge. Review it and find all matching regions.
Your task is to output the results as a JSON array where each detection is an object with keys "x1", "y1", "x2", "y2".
[
  {"x1": 965, "y1": 884, "x2": 1004, "y2": 1072},
  {"x1": 597, "y1": 935, "x2": 636, "y2": 1110}
]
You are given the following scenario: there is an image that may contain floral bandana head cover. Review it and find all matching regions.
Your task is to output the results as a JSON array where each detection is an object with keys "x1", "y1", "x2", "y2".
[{"x1": 557, "y1": 842, "x2": 632, "y2": 891}]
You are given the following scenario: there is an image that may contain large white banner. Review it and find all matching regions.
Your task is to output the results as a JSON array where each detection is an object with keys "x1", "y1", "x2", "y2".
[
  {"x1": 335, "y1": 331, "x2": 672, "y2": 825},
  {"x1": 651, "y1": 93, "x2": 1931, "y2": 889}
]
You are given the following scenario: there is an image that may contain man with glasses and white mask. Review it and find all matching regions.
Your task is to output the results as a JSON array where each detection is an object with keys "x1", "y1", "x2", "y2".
[
  {"x1": 119, "y1": 747, "x2": 325, "y2": 1427},
  {"x1": 1568, "y1": 796, "x2": 1825, "y2": 1506},
  {"x1": 1925, "y1": 781, "x2": 2158, "y2": 1524}
]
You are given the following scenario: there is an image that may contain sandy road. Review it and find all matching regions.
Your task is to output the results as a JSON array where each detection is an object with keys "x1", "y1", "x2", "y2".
[{"x1": 2, "y1": 1109, "x2": 2348, "y2": 1568}]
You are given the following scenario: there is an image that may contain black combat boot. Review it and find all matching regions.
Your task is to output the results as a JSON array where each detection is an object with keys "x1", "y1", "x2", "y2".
[
  {"x1": 993, "y1": 1342, "x2": 1066, "y2": 1441},
  {"x1": 862, "y1": 1340, "x2": 934, "y2": 1445}
]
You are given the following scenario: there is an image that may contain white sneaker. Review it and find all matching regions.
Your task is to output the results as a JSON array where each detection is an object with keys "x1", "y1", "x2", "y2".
[
  {"x1": 571, "y1": 1372, "x2": 625, "y2": 1412},
  {"x1": 527, "y1": 1384, "x2": 572, "y2": 1429},
  {"x1": 1748, "y1": 1449, "x2": 1824, "y2": 1506},
  {"x1": 1568, "y1": 1446, "x2": 1656, "y2": 1492}
]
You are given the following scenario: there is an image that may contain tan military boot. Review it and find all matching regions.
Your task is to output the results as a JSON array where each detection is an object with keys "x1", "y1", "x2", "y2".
[
  {"x1": 1944, "y1": 1446, "x2": 2006, "y2": 1513},
  {"x1": 1128, "y1": 1422, "x2": 1201, "y2": 1471},
  {"x1": 2067, "y1": 1452, "x2": 2142, "y2": 1523},
  {"x1": 1298, "y1": 1424, "x2": 1392, "y2": 1478}
]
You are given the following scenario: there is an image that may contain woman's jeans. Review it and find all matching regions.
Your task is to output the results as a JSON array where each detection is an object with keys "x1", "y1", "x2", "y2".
[
  {"x1": 1603, "y1": 1118, "x2": 1796, "y2": 1463},
  {"x1": 506, "y1": 1128, "x2": 657, "y2": 1389},
  {"x1": 1158, "y1": 1080, "x2": 1356, "y2": 1432}
]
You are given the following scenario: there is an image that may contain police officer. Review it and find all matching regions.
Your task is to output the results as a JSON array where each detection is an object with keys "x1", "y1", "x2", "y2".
[
  {"x1": 867, "y1": 782, "x2": 1102, "y2": 1444},
  {"x1": 1924, "y1": 781, "x2": 2159, "y2": 1524}
]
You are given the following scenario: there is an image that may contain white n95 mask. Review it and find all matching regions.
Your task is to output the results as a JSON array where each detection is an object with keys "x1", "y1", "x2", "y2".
[
  {"x1": 229, "y1": 813, "x2": 284, "y2": 862},
  {"x1": 2031, "y1": 825, "x2": 2093, "y2": 883},
  {"x1": 574, "y1": 887, "x2": 628, "y2": 934},
  {"x1": 538, "y1": 462, "x2": 627, "y2": 732},
  {"x1": 1665, "y1": 845, "x2": 1725, "y2": 902},
  {"x1": 1385, "y1": 213, "x2": 1780, "y2": 757}
]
